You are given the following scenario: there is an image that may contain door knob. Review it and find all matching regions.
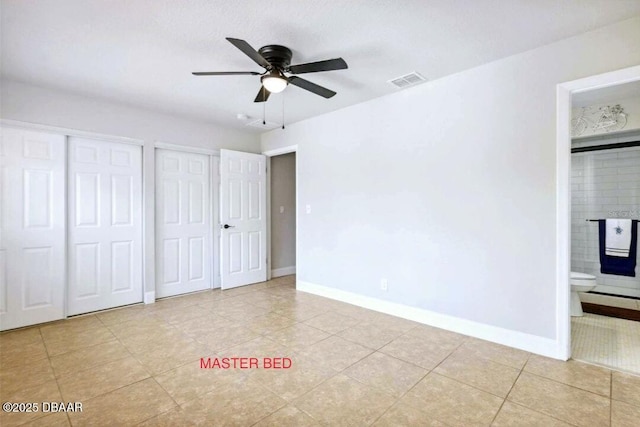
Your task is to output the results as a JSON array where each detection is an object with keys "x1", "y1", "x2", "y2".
[{"x1": 222, "y1": 224, "x2": 235, "y2": 229}]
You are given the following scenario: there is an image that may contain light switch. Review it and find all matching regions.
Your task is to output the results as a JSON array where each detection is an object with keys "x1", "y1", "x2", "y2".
[
  {"x1": 306, "y1": 204, "x2": 311, "y2": 214},
  {"x1": 279, "y1": 206, "x2": 284, "y2": 214}
]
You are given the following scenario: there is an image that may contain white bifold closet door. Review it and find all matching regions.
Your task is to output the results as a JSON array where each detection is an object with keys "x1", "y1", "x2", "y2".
[
  {"x1": 0, "y1": 128, "x2": 66, "y2": 331},
  {"x1": 67, "y1": 137, "x2": 143, "y2": 316},
  {"x1": 155, "y1": 149, "x2": 211, "y2": 298}
]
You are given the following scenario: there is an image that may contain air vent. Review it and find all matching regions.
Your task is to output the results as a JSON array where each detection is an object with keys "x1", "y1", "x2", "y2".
[
  {"x1": 246, "y1": 119, "x2": 281, "y2": 130},
  {"x1": 388, "y1": 72, "x2": 427, "y2": 89}
]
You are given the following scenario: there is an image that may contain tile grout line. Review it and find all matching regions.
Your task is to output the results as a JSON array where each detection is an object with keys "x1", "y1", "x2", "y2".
[
  {"x1": 137, "y1": 282, "x2": 308, "y2": 423},
  {"x1": 51, "y1": 313, "x2": 167, "y2": 408},
  {"x1": 65, "y1": 377, "x2": 164, "y2": 423},
  {"x1": 148, "y1": 281, "x2": 295, "y2": 421},
  {"x1": 279, "y1": 324, "x2": 377, "y2": 425},
  {"x1": 503, "y1": 355, "x2": 584, "y2": 427},
  {"x1": 241, "y1": 382, "x2": 290, "y2": 427},
  {"x1": 366, "y1": 338, "x2": 471, "y2": 426},
  {"x1": 2, "y1": 317, "x2": 120, "y2": 425},
  {"x1": 269, "y1": 305, "x2": 516, "y2": 426},
  {"x1": 499, "y1": 401, "x2": 582, "y2": 427},
  {"x1": 41, "y1": 326, "x2": 71, "y2": 426},
  {"x1": 521, "y1": 367, "x2": 613, "y2": 398},
  {"x1": 91, "y1": 297, "x2": 228, "y2": 418},
  {"x1": 487, "y1": 352, "x2": 530, "y2": 425},
  {"x1": 365, "y1": 403, "x2": 401, "y2": 427},
  {"x1": 363, "y1": 368, "x2": 433, "y2": 427}
]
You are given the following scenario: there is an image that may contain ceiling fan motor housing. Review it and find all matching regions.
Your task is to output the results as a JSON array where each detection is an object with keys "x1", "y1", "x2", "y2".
[{"x1": 258, "y1": 45, "x2": 292, "y2": 71}]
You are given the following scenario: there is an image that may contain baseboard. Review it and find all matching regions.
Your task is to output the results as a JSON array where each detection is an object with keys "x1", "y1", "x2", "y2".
[
  {"x1": 144, "y1": 291, "x2": 155, "y2": 304},
  {"x1": 271, "y1": 266, "x2": 296, "y2": 278},
  {"x1": 297, "y1": 280, "x2": 564, "y2": 360}
]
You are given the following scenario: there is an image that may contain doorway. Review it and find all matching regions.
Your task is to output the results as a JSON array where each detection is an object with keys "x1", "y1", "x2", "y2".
[
  {"x1": 270, "y1": 152, "x2": 297, "y2": 279},
  {"x1": 568, "y1": 81, "x2": 640, "y2": 373},
  {"x1": 264, "y1": 145, "x2": 298, "y2": 282},
  {"x1": 556, "y1": 65, "x2": 640, "y2": 364}
]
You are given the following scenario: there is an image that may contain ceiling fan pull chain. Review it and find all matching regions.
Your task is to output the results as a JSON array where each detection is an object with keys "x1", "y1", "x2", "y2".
[
  {"x1": 282, "y1": 91, "x2": 285, "y2": 129},
  {"x1": 263, "y1": 86, "x2": 266, "y2": 125}
]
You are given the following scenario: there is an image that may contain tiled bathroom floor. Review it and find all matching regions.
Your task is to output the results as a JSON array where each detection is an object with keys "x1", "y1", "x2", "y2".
[
  {"x1": 1, "y1": 275, "x2": 639, "y2": 426},
  {"x1": 572, "y1": 313, "x2": 640, "y2": 375}
]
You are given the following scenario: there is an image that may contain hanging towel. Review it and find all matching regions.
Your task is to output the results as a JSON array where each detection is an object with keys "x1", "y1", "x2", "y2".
[
  {"x1": 605, "y1": 218, "x2": 633, "y2": 257},
  {"x1": 599, "y1": 219, "x2": 638, "y2": 277}
]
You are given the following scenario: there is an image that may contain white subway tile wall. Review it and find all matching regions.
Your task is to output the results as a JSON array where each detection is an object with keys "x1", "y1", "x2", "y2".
[{"x1": 571, "y1": 144, "x2": 640, "y2": 298}]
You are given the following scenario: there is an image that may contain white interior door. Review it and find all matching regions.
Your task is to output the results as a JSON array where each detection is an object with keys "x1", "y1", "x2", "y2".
[
  {"x1": 0, "y1": 127, "x2": 66, "y2": 331},
  {"x1": 155, "y1": 149, "x2": 211, "y2": 298},
  {"x1": 220, "y1": 149, "x2": 267, "y2": 289},
  {"x1": 67, "y1": 137, "x2": 143, "y2": 315}
]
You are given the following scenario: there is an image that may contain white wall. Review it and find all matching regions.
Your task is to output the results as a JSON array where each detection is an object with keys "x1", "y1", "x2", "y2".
[
  {"x1": 261, "y1": 16, "x2": 640, "y2": 349},
  {"x1": 1, "y1": 80, "x2": 261, "y2": 296},
  {"x1": 270, "y1": 153, "x2": 296, "y2": 273}
]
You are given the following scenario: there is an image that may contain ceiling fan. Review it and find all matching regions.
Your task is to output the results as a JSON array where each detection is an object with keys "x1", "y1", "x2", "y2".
[{"x1": 192, "y1": 38, "x2": 348, "y2": 103}]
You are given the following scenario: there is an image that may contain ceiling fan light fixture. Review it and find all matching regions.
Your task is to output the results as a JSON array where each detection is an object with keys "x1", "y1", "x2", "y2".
[{"x1": 261, "y1": 72, "x2": 287, "y2": 93}]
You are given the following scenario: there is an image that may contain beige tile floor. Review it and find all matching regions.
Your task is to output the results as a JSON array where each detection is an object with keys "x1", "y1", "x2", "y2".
[
  {"x1": 0, "y1": 275, "x2": 639, "y2": 426},
  {"x1": 572, "y1": 313, "x2": 640, "y2": 375}
]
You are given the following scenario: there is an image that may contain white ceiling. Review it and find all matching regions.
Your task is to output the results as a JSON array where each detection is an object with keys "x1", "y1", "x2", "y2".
[{"x1": 2, "y1": 0, "x2": 640, "y2": 133}]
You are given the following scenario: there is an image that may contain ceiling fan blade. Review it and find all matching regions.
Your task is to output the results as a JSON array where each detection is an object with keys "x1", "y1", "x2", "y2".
[
  {"x1": 226, "y1": 37, "x2": 271, "y2": 69},
  {"x1": 287, "y1": 76, "x2": 336, "y2": 98},
  {"x1": 254, "y1": 87, "x2": 271, "y2": 103},
  {"x1": 192, "y1": 71, "x2": 261, "y2": 76},
  {"x1": 289, "y1": 58, "x2": 348, "y2": 74}
]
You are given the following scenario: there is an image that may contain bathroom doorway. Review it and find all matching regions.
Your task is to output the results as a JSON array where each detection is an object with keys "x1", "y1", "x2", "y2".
[{"x1": 560, "y1": 70, "x2": 640, "y2": 374}]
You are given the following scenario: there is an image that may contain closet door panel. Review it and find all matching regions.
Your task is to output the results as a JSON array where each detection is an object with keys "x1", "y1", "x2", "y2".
[
  {"x1": 0, "y1": 127, "x2": 65, "y2": 331},
  {"x1": 155, "y1": 149, "x2": 211, "y2": 298},
  {"x1": 67, "y1": 138, "x2": 142, "y2": 315}
]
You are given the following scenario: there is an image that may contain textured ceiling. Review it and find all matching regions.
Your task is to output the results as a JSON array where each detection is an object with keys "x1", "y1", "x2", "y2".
[{"x1": 2, "y1": 0, "x2": 640, "y2": 133}]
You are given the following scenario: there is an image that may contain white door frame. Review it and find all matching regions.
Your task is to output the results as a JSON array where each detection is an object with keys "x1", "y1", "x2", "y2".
[
  {"x1": 555, "y1": 65, "x2": 640, "y2": 360},
  {"x1": 262, "y1": 145, "x2": 298, "y2": 281}
]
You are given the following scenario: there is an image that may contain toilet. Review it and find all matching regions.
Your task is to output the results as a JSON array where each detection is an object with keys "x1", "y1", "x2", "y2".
[{"x1": 570, "y1": 272, "x2": 597, "y2": 317}]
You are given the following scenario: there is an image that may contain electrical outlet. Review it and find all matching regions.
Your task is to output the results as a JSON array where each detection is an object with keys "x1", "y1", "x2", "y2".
[
  {"x1": 279, "y1": 206, "x2": 284, "y2": 214},
  {"x1": 380, "y1": 278, "x2": 388, "y2": 291},
  {"x1": 305, "y1": 204, "x2": 312, "y2": 214}
]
